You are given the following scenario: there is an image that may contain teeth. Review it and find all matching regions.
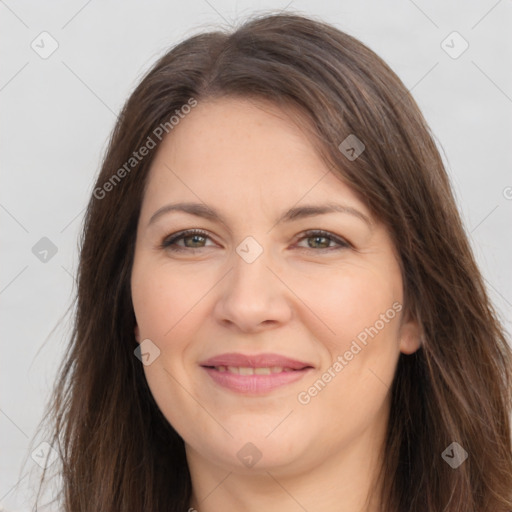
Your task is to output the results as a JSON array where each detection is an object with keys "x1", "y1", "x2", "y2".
[
  {"x1": 254, "y1": 367, "x2": 271, "y2": 375},
  {"x1": 213, "y1": 366, "x2": 292, "y2": 374}
]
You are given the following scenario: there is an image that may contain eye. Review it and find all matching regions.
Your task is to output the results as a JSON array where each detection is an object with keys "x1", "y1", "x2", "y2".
[
  {"x1": 161, "y1": 229, "x2": 351, "y2": 252},
  {"x1": 295, "y1": 230, "x2": 351, "y2": 251},
  {"x1": 161, "y1": 229, "x2": 215, "y2": 251}
]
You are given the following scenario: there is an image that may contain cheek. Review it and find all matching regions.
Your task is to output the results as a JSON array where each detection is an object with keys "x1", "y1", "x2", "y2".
[
  {"x1": 132, "y1": 266, "x2": 209, "y2": 432},
  {"x1": 300, "y1": 263, "x2": 402, "y2": 349},
  {"x1": 131, "y1": 264, "x2": 209, "y2": 390},
  {"x1": 297, "y1": 276, "x2": 402, "y2": 445},
  {"x1": 132, "y1": 264, "x2": 199, "y2": 341},
  {"x1": 296, "y1": 263, "x2": 403, "y2": 411}
]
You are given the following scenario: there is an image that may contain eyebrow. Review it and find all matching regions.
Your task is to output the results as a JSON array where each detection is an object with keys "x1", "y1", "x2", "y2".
[{"x1": 147, "y1": 201, "x2": 373, "y2": 230}]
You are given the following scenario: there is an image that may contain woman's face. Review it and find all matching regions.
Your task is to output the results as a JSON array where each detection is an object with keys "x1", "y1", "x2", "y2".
[{"x1": 131, "y1": 97, "x2": 420, "y2": 476}]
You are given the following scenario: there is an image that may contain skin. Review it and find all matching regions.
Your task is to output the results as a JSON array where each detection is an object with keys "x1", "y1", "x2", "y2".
[{"x1": 131, "y1": 97, "x2": 421, "y2": 512}]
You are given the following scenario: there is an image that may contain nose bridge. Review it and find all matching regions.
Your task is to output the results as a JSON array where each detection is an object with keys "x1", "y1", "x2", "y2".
[
  {"x1": 229, "y1": 237, "x2": 275, "y2": 298},
  {"x1": 214, "y1": 236, "x2": 290, "y2": 331}
]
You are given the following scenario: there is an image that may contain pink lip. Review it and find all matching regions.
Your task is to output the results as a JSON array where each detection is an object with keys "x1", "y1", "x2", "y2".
[
  {"x1": 199, "y1": 352, "x2": 313, "y2": 370},
  {"x1": 199, "y1": 352, "x2": 314, "y2": 394}
]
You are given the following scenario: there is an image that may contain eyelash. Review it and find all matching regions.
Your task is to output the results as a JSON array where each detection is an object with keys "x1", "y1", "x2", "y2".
[{"x1": 160, "y1": 229, "x2": 351, "y2": 252}]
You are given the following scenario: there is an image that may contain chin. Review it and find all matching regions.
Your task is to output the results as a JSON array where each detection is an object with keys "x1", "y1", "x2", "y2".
[{"x1": 194, "y1": 427, "x2": 309, "y2": 473}]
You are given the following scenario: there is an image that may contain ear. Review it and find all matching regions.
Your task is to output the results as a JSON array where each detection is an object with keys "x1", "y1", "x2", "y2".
[
  {"x1": 398, "y1": 310, "x2": 422, "y2": 355},
  {"x1": 134, "y1": 324, "x2": 141, "y2": 344}
]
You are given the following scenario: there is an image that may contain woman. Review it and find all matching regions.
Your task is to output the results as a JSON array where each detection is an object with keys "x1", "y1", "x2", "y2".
[{"x1": 34, "y1": 12, "x2": 512, "y2": 512}]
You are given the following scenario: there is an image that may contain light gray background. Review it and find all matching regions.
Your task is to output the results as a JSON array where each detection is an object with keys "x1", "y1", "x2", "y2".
[{"x1": 1, "y1": 1, "x2": 511, "y2": 510}]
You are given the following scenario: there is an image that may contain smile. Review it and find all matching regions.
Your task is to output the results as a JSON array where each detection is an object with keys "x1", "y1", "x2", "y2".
[
  {"x1": 212, "y1": 366, "x2": 296, "y2": 374},
  {"x1": 202, "y1": 366, "x2": 313, "y2": 394}
]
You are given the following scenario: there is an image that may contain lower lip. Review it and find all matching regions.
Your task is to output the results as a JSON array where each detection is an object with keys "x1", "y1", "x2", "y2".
[{"x1": 202, "y1": 367, "x2": 312, "y2": 394}]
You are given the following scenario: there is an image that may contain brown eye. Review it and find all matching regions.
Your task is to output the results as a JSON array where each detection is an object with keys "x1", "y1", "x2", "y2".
[
  {"x1": 160, "y1": 229, "x2": 351, "y2": 253},
  {"x1": 296, "y1": 230, "x2": 351, "y2": 250},
  {"x1": 161, "y1": 229, "x2": 214, "y2": 251}
]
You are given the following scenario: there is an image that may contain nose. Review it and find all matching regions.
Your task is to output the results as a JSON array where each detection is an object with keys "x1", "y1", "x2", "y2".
[{"x1": 213, "y1": 245, "x2": 293, "y2": 333}]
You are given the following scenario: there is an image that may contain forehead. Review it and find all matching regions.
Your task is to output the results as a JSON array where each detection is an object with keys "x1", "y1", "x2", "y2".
[{"x1": 140, "y1": 97, "x2": 368, "y2": 221}]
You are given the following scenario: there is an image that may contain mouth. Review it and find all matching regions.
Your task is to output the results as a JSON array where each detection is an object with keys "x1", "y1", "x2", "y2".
[
  {"x1": 205, "y1": 365, "x2": 308, "y2": 374},
  {"x1": 199, "y1": 354, "x2": 314, "y2": 394}
]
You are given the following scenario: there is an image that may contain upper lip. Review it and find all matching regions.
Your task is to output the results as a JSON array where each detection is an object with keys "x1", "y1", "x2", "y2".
[{"x1": 200, "y1": 352, "x2": 313, "y2": 370}]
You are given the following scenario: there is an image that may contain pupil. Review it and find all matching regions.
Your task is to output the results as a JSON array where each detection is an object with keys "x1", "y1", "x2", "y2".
[
  {"x1": 183, "y1": 235, "x2": 330, "y2": 249},
  {"x1": 187, "y1": 235, "x2": 204, "y2": 247},
  {"x1": 311, "y1": 236, "x2": 328, "y2": 248}
]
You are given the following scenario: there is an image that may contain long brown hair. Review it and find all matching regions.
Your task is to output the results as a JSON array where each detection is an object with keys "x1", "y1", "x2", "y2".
[{"x1": 33, "y1": 12, "x2": 512, "y2": 511}]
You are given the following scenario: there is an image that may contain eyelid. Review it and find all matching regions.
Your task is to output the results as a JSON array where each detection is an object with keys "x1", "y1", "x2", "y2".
[
  {"x1": 160, "y1": 228, "x2": 352, "y2": 251},
  {"x1": 161, "y1": 228, "x2": 214, "y2": 250},
  {"x1": 296, "y1": 229, "x2": 352, "y2": 250}
]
